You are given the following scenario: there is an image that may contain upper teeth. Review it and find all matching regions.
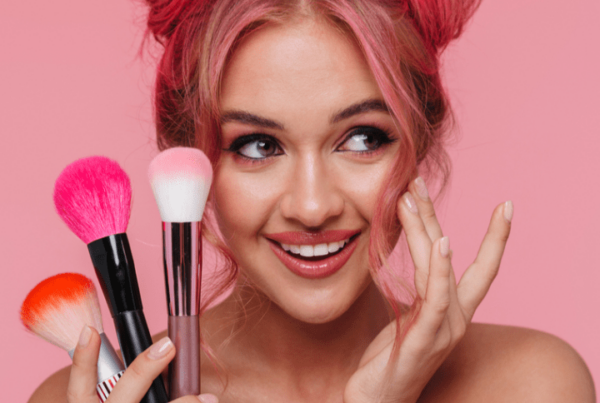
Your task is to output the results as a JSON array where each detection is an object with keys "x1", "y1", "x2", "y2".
[{"x1": 281, "y1": 239, "x2": 350, "y2": 257}]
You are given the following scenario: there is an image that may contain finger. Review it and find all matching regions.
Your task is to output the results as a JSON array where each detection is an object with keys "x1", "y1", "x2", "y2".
[
  {"x1": 457, "y1": 201, "x2": 513, "y2": 321},
  {"x1": 410, "y1": 236, "x2": 452, "y2": 345},
  {"x1": 171, "y1": 395, "x2": 218, "y2": 403},
  {"x1": 67, "y1": 325, "x2": 102, "y2": 403},
  {"x1": 397, "y1": 191, "x2": 433, "y2": 297},
  {"x1": 105, "y1": 337, "x2": 175, "y2": 403},
  {"x1": 197, "y1": 394, "x2": 219, "y2": 403},
  {"x1": 445, "y1": 259, "x2": 468, "y2": 342},
  {"x1": 410, "y1": 177, "x2": 444, "y2": 241}
]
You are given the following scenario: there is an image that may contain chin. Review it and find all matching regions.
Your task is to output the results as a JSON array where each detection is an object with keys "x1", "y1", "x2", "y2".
[
  {"x1": 282, "y1": 297, "x2": 352, "y2": 324},
  {"x1": 267, "y1": 272, "x2": 373, "y2": 325},
  {"x1": 234, "y1": 239, "x2": 374, "y2": 325}
]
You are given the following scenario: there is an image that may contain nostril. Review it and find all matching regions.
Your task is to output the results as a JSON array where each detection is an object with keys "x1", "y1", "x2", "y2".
[{"x1": 280, "y1": 194, "x2": 345, "y2": 226}]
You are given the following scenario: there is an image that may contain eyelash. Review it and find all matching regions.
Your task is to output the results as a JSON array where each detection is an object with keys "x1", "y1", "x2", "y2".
[
  {"x1": 225, "y1": 134, "x2": 283, "y2": 164},
  {"x1": 337, "y1": 126, "x2": 396, "y2": 155},
  {"x1": 224, "y1": 125, "x2": 397, "y2": 163}
]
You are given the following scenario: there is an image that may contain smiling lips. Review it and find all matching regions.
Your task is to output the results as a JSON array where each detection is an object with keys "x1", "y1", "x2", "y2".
[{"x1": 265, "y1": 230, "x2": 361, "y2": 279}]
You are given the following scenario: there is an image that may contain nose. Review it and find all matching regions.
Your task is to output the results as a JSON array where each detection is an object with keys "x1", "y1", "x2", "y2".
[{"x1": 279, "y1": 154, "x2": 344, "y2": 228}]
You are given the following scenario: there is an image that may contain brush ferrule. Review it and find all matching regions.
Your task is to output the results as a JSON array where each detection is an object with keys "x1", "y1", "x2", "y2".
[
  {"x1": 88, "y1": 233, "x2": 143, "y2": 316},
  {"x1": 68, "y1": 332, "x2": 125, "y2": 383},
  {"x1": 162, "y1": 222, "x2": 201, "y2": 316},
  {"x1": 96, "y1": 371, "x2": 124, "y2": 402}
]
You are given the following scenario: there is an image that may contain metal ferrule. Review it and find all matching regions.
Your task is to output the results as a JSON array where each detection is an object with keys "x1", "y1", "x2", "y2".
[
  {"x1": 162, "y1": 222, "x2": 201, "y2": 316},
  {"x1": 69, "y1": 332, "x2": 125, "y2": 383}
]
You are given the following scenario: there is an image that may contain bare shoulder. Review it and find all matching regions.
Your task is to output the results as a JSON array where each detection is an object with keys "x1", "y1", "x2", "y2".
[
  {"x1": 27, "y1": 331, "x2": 168, "y2": 403},
  {"x1": 420, "y1": 323, "x2": 595, "y2": 403}
]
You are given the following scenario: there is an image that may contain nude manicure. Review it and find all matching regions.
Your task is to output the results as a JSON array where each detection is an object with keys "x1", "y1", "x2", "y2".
[
  {"x1": 414, "y1": 177, "x2": 429, "y2": 200},
  {"x1": 504, "y1": 201, "x2": 513, "y2": 222},
  {"x1": 78, "y1": 325, "x2": 91, "y2": 347},
  {"x1": 198, "y1": 395, "x2": 219, "y2": 403},
  {"x1": 440, "y1": 236, "x2": 450, "y2": 257},
  {"x1": 148, "y1": 337, "x2": 173, "y2": 360},
  {"x1": 403, "y1": 193, "x2": 418, "y2": 214}
]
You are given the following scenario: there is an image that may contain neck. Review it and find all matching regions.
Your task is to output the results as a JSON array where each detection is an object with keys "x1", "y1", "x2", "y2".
[{"x1": 202, "y1": 279, "x2": 393, "y2": 397}]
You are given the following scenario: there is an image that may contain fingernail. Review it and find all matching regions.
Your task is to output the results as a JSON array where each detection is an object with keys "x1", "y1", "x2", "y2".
[
  {"x1": 148, "y1": 337, "x2": 173, "y2": 360},
  {"x1": 504, "y1": 200, "x2": 513, "y2": 222},
  {"x1": 78, "y1": 325, "x2": 92, "y2": 348},
  {"x1": 440, "y1": 236, "x2": 450, "y2": 257},
  {"x1": 403, "y1": 192, "x2": 418, "y2": 214},
  {"x1": 414, "y1": 177, "x2": 429, "y2": 200},
  {"x1": 198, "y1": 394, "x2": 219, "y2": 403}
]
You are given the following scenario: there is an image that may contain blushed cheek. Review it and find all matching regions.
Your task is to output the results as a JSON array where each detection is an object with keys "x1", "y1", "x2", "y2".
[
  {"x1": 212, "y1": 164, "x2": 285, "y2": 245},
  {"x1": 214, "y1": 173, "x2": 247, "y2": 245},
  {"x1": 334, "y1": 160, "x2": 393, "y2": 223}
]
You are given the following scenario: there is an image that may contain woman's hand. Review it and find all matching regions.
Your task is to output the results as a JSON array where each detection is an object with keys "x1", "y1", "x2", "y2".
[
  {"x1": 344, "y1": 177, "x2": 513, "y2": 403},
  {"x1": 68, "y1": 326, "x2": 219, "y2": 403}
]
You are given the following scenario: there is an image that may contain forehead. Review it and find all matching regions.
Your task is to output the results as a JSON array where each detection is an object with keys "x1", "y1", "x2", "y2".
[{"x1": 220, "y1": 17, "x2": 382, "y2": 119}]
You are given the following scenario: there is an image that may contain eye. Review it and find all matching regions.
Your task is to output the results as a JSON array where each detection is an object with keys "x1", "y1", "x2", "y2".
[
  {"x1": 337, "y1": 126, "x2": 395, "y2": 153},
  {"x1": 226, "y1": 134, "x2": 283, "y2": 160}
]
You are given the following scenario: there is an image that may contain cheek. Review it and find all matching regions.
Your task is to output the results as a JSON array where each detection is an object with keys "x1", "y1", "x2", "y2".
[
  {"x1": 333, "y1": 157, "x2": 394, "y2": 222},
  {"x1": 212, "y1": 161, "x2": 286, "y2": 242}
]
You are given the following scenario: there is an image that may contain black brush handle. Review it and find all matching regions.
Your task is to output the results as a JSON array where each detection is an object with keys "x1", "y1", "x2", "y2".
[
  {"x1": 88, "y1": 234, "x2": 143, "y2": 314},
  {"x1": 114, "y1": 311, "x2": 169, "y2": 403},
  {"x1": 88, "y1": 234, "x2": 168, "y2": 403}
]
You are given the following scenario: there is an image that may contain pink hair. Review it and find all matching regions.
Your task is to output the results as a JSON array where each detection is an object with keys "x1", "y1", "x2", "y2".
[{"x1": 143, "y1": 0, "x2": 480, "y2": 385}]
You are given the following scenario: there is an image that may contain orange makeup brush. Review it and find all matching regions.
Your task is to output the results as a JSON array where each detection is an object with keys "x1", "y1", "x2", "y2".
[{"x1": 21, "y1": 273, "x2": 125, "y2": 402}]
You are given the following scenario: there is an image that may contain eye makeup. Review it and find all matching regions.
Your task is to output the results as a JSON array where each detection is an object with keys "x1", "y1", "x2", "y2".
[
  {"x1": 224, "y1": 133, "x2": 284, "y2": 163},
  {"x1": 222, "y1": 124, "x2": 398, "y2": 163},
  {"x1": 335, "y1": 125, "x2": 396, "y2": 154}
]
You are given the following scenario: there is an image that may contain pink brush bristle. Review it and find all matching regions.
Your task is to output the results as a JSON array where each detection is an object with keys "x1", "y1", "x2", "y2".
[
  {"x1": 148, "y1": 147, "x2": 212, "y2": 182},
  {"x1": 53, "y1": 156, "x2": 132, "y2": 244},
  {"x1": 148, "y1": 147, "x2": 213, "y2": 223}
]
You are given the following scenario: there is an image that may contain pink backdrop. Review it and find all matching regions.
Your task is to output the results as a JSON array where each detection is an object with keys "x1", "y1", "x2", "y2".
[{"x1": 1, "y1": 0, "x2": 598, "y2": 400}]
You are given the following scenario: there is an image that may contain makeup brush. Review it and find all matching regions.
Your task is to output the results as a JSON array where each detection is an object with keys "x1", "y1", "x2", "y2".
[
  {"x1": 21, "y1": 273, "x2": 125, "y2": 402},
  {"x1": 53, "y1": 156, "x2": 169, "y2": 403},
  {"x1": 148, "y1": 147, "x2": 213, "y2": 399}
]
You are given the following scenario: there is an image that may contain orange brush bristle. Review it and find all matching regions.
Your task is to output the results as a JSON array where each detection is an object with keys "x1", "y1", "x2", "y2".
[{"x1": 21, "y1": 273, "x2": 104, "y2": 351}]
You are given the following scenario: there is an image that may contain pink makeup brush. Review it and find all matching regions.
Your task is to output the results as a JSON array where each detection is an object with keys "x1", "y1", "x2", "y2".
[
  {"x1": 21, "y1": 273, "x2": 125, "y2": 402},
  {"x1": 148, "y1": 147, "x2": 213, "y2": 399},
  {"x1": 53, "y1": 156, "x2": 168, "y2": 403}
]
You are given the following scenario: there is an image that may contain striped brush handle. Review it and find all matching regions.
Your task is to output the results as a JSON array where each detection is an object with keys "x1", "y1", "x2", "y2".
[{"x1": 96, "y1": 371, "x2": 124, "y2": 402}]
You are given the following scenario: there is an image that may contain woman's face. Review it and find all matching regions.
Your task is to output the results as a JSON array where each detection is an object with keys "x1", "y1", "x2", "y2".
[{"x1": 215, "y1": 17, "x2": 401, "y2": 324}]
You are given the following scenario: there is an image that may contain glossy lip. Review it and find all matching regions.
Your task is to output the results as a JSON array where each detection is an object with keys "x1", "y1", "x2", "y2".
[
  {"x1": 264, "y1": 229, "x2": 361, "y2": 246},
  {"x1": 267, "y1": 234, "x2": 360, "y2": 279}
]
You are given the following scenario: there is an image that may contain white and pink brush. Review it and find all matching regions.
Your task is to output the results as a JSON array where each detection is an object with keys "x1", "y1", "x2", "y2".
[
  {"x1": 148, "y1": 147, "x2": 213, "y2": 399},
  {"x1": 21, "y1": 273, "x2": 124, "y2": 402},
  {"x1": 53, "y1": 156, "x2": 168, "y2": 403}
]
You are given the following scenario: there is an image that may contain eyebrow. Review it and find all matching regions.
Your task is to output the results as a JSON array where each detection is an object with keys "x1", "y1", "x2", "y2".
[{"x1": 220, "y1": 98, "x2": 389, "y2": 130}]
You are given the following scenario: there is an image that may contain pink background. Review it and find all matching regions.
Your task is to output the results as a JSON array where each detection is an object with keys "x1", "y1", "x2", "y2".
[{"x1": 1, "y1": 0, "x2": 598, "y2": 400}]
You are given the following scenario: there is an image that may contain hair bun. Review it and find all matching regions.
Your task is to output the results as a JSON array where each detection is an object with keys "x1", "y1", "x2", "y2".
[
  {"x1": 404, "y1": 0, "x2": 481, "y2": 53},
  {"x1": 145, "y1": 0, "x2": 199, "y2": 42}
]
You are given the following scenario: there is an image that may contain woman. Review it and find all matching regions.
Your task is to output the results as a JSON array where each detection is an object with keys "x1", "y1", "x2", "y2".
[{"x1": 29, "y1": 0, "x2": 595, "y2": 402}]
